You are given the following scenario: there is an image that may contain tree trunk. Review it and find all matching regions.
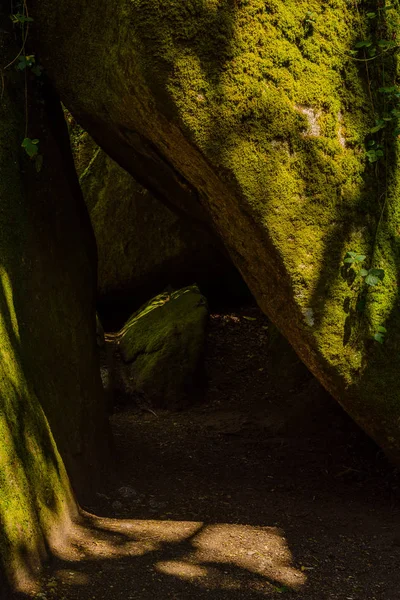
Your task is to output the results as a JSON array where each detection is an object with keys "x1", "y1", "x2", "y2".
[{"x1": 0, "y1": 11, "x2": 110, "y2": 591}]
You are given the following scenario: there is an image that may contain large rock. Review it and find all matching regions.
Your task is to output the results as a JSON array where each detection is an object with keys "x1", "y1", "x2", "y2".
[
  {"x1": 0, "y1": 12, "x2": 109, "y2": 591},
  {"x1": 113, "y1": 286, "x2": 208, "y2": 409},
  {"x1": 32, "y1": 1, "x2": 400, "y2": 461},
  {"x1": 71, "y1": 129, "x2": 234, "y2": 307}
]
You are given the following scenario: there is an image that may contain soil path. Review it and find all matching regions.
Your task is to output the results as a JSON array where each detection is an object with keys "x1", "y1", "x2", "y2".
[{"x1": 18, "y1": 304, "x2": 400, "y2": 600}]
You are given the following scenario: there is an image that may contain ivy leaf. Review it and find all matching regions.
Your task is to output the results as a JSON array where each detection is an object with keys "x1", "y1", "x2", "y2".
[
  {"x1": 379, "y1": 86, "x2": 397, "y2": 94},
  {"x1": 370, "y1": 120, "x2": 386, "y2": 133},
  {"x1": 355, "y1": 40, "x2": 373, "y2": 48},
  {"x1": 21, "y1": 138, "x2": 39, "y2": 158},
  {"x1": 10, "y1": 13, "x2": 34, "y2": 24},
  {"x1": 378, "y1": 39, "x2": 396, "y2": 48},
  {"x1": 344, "y1": 252, "x2": 366, "y2": 265},
  {"x1": 359, "y1": 268, "x2": 369, "y2": 277},
  {"x1": 366, "y1": 149, "x2": 381, "y2": 163},
  {"x1": 377, "y1": 326, "x2": 387, "y2": 334},
  {"x1": 365, "y1": 268, "x2": 385, "y2": 286},
  {"x1": 16, "y1": 54, "x2": 35, "y2": 70},
  {"x1": 374, "y1": 333, "x2": 385, "y2": 344}
]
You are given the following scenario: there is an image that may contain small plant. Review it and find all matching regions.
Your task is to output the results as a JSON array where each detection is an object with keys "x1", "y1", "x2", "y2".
[
  {"x1": 10, "y1": 13, "x2": 33, "y2": 25},
  {"x1": 16, "y1": 54, "x2": 35, "y2": 70},
  {"x1": 22, "y1": 137, "x2": 39, "y2": 158},
  {"x1": 22, "y1": 138, "x2": 43, "y2": 172},
  {"x1": 359, "y1": 267, "x2": 385, "y2": 286},
  {"x1": 374, "y1": 325, "x2": 387, "y2": 343},
  {"x1": 304, "y1": 11, "x2": 316, "y2": 34},
  {"x1": 343, "y1": 250, "x2": 387, "y2": 339},
  {"x1": 15, "y1": 53, "x2": 43, "y2": 76},
  {"x1": 343, "y1": 252, "x2": 385, "y2": 286},
  {"x1": 343, "y1": 251, "x2": 366, "y2": 265},
  {"x1": 365, "y1": 140, "x2": 384, "y2": 163}
]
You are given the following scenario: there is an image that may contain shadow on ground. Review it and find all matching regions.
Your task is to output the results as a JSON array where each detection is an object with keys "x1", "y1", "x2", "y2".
[{"x1": 11, "y1": 303, "x2": 400, "y2": 600}]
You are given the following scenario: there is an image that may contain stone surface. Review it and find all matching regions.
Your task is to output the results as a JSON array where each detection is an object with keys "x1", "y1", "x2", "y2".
[
  {"x1": 31, "y1": 0, "x2": 400, "y2": 460},
  {"x1": 114, "y1": 286, "x2": 208, "y2": 409},
  {"x1": 72, "y1": 131, "x2": 233, "y2": 305}
]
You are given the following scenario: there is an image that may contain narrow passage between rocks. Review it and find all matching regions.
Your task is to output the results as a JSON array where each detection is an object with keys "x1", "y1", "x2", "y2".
[{"x1": 21, "y1": 303, "x2": 400, "y2": 600}]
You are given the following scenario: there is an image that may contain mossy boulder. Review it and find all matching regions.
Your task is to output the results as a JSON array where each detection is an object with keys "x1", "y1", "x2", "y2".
[
  {"x1": 72, "y1": 131, "x2": 234, "y2": 305},
  {"x1": 114, "y1": 286, "x2": 208, "y2": 409},
  {"x1": 32, "y1": 1, "x2": 400, "y2": 461},
  {"x1": 0, "y1": 12, "x2": 109, "y2": 591}
]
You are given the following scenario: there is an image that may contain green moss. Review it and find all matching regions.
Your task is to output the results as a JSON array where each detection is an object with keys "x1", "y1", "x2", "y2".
[
  {"x1": 32, "y1": 0, "x2": 400, "y2": 459},
  {"x1": 124, "y1": 0, "x2": 400, "y2": 455},
  {"x1": 126, "y1": 0, "x2": 397, "y2": 384},
  {"x1": 0, "y1": 79, "x2": 76, "y2": 592},
  {"x1": 117, "y1": 286, "x2": 208, "y2": 408},
  {"x1": 0, "y1": 17, "x2": 109, "y2": 589}
]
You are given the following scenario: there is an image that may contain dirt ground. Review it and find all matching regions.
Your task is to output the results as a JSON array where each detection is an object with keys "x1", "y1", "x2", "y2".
[{"x1": 14, "y1": 303, "x2": 400, "y2": 600}]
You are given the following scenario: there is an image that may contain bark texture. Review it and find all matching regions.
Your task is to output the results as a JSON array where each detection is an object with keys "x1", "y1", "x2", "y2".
[{"x1": 0, "y1": 11, "x2": 109, "y2": 591}]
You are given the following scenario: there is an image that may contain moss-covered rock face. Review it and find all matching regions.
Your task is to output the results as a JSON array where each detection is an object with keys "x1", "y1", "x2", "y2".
[
  {"x1": 115, "y1": 286, "x2": 208, "y2": 409},
  {"x1": 0, "y1": 11, "x2": 109, "y2": 590},
  {"x1": 32, "y1": 1, "x2": 400, "y2": 461},
  {"x1": 72, "y1": 131, "x2": 235, "y2": 304}
]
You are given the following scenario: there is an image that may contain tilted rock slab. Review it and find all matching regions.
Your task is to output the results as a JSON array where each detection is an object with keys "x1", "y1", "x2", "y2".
[
  {"x1": 72, "y1": 131, "x2": 235, "y2": 305},
  {"x1": 32, "y1": 1, "x2": 400, "y2": 460}
]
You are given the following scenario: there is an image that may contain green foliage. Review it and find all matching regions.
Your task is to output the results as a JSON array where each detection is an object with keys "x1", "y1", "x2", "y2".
[
  {"x1": 21, "y1": 138, "x2": 43, "y2": 172},
  {"x1": 303, "y1": 11, "x2": 316, "y2": 34},
  {"x1": 8, "y1": 8, "x2": 44, "y2": 166},
  {"x1": 374, "y1": 325, "x2": 387, "y2": 344},
  {"x1": 363, "y1": 268, "x2": 385, "y2": 287},
  {"x1": 16, "y1": 54, "x2": 35, "y2": 70},
  {"x1": 15, "y1": 53, "x2": 42, "y2": 76},
  {"x1": 343, "y1": 252, "x2": 385, "y2": 287},
  {"x1": 343, "y1": 250, "x2": 387, "y2": 339},
  {"x1": 352, "y1": 4, "x2": 400, "y2": 168},
  {"x1": 366, "y1": 140, "x2": 384, "y2": 163},
  {"x1": 273, "y1": 585, "x2": 291, "y2": 594},
  {"x1": 22, "y1": 137, "x2": 39, "y2": 158},
  {"x1": 10, "y1": 13, "x2": 34, "y2": 25},
  {"x1": 343, "y1": 251, "x2": 366, "y2": 264}
]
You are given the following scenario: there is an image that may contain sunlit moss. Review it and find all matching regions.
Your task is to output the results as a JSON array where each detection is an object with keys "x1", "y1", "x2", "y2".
[{"x1": 32, "y1": 0, "x2": 400, "y2": 457}]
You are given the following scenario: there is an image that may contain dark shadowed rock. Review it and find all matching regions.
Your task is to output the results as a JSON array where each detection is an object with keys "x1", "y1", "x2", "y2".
[{"x1": 72, "y1": 131, "x2": 234, "y2": 305}]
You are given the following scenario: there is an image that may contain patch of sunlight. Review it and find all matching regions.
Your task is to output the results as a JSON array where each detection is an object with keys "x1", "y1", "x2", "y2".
[
  {"x1": 53, "y1": 517, "x2": 305, "y2": 594},
  {"x1": 189, "y1": 523, "x2": 305, "y2": 589},
  {"x1": 119, "y1": 287, "x2": 193, "y2": 336},
  {"x1": 56, "y1": 518, "x2": 204, "y2": 561},
  {"x1": 156, "y1": 561, "x2": 208, "y2": 579},
  {"x1": 0, "y1": 266, "x2": 20, "y2": 343}
]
